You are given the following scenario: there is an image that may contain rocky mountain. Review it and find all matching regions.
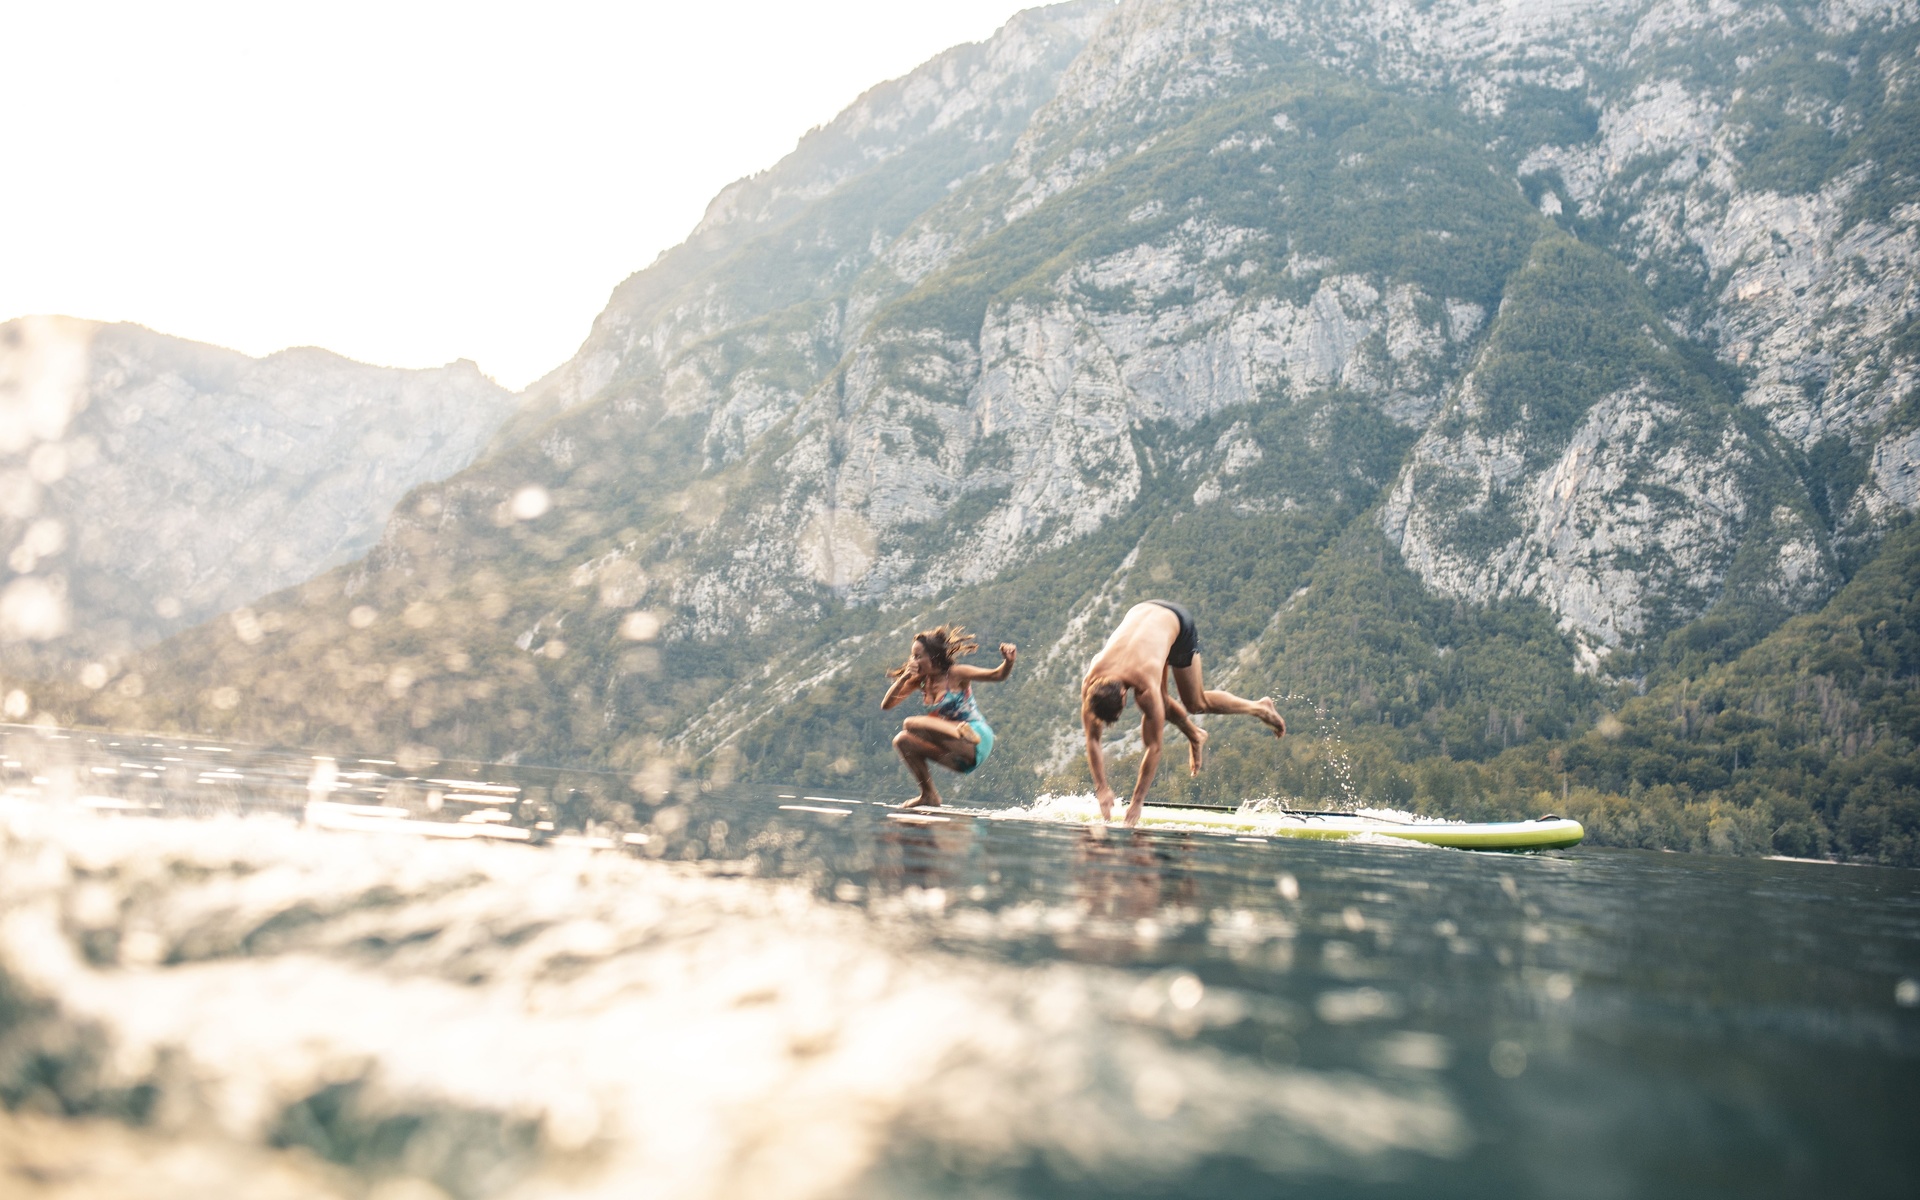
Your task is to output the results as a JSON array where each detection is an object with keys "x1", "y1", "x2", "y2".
[
  {"x1": 69, "y1": 0, "x2": 1920, "y2": 862},
  {"x1": 502, "y1": 0, "x2": 1116, "y2": 443},
  {"x1": 0, "y1": 316, "x2": 520, "y2": 676}
]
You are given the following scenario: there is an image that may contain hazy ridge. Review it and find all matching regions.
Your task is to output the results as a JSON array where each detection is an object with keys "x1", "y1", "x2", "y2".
[{"x1": 0, "y1": 316, "x2": 521, "y2": 675}]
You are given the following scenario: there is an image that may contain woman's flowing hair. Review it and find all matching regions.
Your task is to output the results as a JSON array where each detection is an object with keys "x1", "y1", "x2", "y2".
[{"x1": 887, "y1": 624, "x2": 980, "y2": 681}]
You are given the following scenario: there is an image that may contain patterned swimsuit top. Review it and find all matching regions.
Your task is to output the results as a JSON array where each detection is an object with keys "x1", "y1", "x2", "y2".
[{"x1": 925, "y1": 678, "x2": 981, "y2": 724}]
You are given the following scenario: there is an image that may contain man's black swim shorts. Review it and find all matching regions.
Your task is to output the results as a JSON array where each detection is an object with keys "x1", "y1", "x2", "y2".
[{"x1": 1147, "y1": 599, "x2": 1202, "y2": 668}]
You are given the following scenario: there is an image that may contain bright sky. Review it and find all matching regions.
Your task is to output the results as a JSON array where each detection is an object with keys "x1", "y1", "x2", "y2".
[{"x1": 2, "y1": 1, "x2": 1042, "y2": 390}]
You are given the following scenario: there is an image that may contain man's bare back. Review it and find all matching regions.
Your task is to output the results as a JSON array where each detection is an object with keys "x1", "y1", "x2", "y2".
[
  {"x1": 1081, "y1": 601, "x2": 1285, "y2": 826},
  {"x1": 1085, "y1": 604, "x2": 1185, "y2": 692}
]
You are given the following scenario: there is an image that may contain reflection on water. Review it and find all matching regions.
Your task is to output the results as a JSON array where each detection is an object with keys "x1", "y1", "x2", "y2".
[{"x1": 0, "y1": 725, "x2": 1916, "y2": 1199}]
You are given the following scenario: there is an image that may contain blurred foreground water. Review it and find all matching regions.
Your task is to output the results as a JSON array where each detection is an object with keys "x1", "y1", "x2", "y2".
[{"x1": 0, "y1": 725, "x2": 1916, "y2": 1199}]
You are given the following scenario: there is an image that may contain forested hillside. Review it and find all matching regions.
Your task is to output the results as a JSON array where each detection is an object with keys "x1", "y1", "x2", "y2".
[{"x1": 30, "y1": 0, "x2": 1920, "y2": 864}]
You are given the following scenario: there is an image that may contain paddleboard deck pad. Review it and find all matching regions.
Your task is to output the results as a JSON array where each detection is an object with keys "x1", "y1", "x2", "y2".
[{"x1": 905, "y1": 798, "x2": 1583, "y2": 850}]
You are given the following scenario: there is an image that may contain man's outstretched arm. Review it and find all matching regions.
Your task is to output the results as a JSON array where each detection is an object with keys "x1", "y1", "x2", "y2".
[
  {"x1": 1125, "y1": 693, "x2": 1166, "y2": 827},
  {"x1": 1085, "y1": 716, "x2": 1116, "y2": 820}
]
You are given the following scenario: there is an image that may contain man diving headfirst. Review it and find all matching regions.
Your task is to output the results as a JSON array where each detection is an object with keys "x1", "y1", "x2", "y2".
[{"x1": 1081, "y1": 600, "x2": 1286, "y2": 826}]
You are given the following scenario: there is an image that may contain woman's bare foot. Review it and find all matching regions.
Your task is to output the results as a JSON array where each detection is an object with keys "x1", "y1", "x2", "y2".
[
  {"x1": 903, "y1": 788, "x2": 943, "y2": 809},
  {"x1": 1256, "y1": 698, "x2": 1286, "y2": 738},
  {"x1": 1187, "y1": 725, "x2": 1208, "y2": 775}
]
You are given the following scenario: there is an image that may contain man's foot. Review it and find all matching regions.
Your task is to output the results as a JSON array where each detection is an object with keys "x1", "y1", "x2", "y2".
[
  {"x1": 1255, "y1": 697, "x2": 1287, "y2": 738},
  {"x1": 1186, "y1": 725, "x2": 1208, "y2": 775}
]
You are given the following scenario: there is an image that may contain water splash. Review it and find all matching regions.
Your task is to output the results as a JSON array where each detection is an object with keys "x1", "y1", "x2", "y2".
[{"x1": 1270, "y1": 691, "x2": 1361, "y2": 809}]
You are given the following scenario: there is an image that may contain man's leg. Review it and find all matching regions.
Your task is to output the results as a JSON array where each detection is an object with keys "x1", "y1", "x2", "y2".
[
  {"x1": 1170, "y1": 656, "x2": 1286, "y2": 737},
  {"x1": 1162, "y1": 668, "x2": 1207, "y2": 774}
]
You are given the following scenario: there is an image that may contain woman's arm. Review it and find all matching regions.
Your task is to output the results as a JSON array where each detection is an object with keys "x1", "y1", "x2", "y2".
[
  {"x1": 881, "y1": 670, "x2": 921, "y2": 709},
  {"x1": 951, "y1": 643, "x2": 1017, "y2": 685}
]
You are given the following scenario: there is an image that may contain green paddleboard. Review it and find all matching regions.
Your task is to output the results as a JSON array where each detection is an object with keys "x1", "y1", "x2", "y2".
[{"x1": 1006, "y1": 798, "x2": 1584, "y2": 851}]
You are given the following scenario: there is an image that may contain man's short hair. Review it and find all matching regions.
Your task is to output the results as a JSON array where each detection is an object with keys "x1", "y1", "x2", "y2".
[{"x1": 1085, "y1": 678, "x2": 1125, "y2": 724}]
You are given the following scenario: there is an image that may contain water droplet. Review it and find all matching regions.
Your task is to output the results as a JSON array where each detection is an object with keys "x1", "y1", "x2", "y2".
[
  {"x1": 1373, "y1": 1031, "x2": 1451, "y2": 1071},
  {"x1": 1132, "y1": 1065, "x2": 1184, "y2": 1119},
  {"x1": 511, "y1": 485, "x2": 552, "y2": 521},
  {"x1": 0, "y1": 576, "x2": 68, "y2": 641},
  {"x1": 1168, "y1": 973, "x2": 1204, "y2": 1011},
  {"x1": 1490, "y1": 1040, "x2": 1528, "y2": 1078},
  {"x1": 1316, "y1": 987, "x2": 1396, "y2": 1023}
]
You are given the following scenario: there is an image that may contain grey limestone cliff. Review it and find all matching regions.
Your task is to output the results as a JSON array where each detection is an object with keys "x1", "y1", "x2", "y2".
[
  {"x1": 636, "y1": 0, "x2": 1918, "y2": 656},
  {"x1": 506, "y1": 0, "x2": 1118, "y2": 443},
  {"x1": 353, "y1": 0, "x2": 1919, "y2": 660}
]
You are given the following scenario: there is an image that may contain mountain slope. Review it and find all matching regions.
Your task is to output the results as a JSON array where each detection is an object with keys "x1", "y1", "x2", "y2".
[
  {"x1": 58, "y1": 0, "x2": 1920, "y2": 864},
  {"x1": 1380, "y1": 235, "x2": 1831, "y2": 668},
  {"x1": 1379, "y1": 514, "x2": 1920, "y2": 862},
  {"x1": 502, "y1": 0, "x2": 1116, "y2": 445}
]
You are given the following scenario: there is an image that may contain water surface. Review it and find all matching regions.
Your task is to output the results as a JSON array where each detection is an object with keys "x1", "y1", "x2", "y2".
[{"x1": 1, "y1": 727, "x2": 1915, "y2": 1199}]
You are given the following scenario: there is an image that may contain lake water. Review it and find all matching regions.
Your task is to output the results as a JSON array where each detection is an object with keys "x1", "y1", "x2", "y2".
[{"x1": 1, "y1": 726, "x2": 1916, "y2": 1199}]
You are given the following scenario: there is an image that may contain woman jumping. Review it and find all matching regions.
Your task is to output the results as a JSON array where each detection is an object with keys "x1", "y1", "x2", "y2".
[{"x1": 881, "y1": 625, "x2": 1016, "y2": 808}]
